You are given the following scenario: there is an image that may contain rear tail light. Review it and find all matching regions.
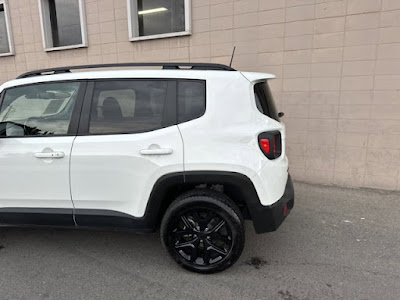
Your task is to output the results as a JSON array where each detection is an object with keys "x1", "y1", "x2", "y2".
[
  {"x1": 258, "y1": 131, "x2": 282, "y2": 159},
  {"x1": 259, "y1": 138, "x2": 270, "y2": 153}
]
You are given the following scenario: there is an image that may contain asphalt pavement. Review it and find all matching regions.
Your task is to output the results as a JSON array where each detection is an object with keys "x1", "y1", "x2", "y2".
[{"x1": 0, "y1": 182, "x2": 399, "y2": 300}]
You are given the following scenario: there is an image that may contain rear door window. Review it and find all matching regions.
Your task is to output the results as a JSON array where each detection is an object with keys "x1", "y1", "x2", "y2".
[
  {"x1": 88, "y1": 80, "x2": 169, "y2": 134},
  {"x1": 178, "y1": 80, "x2": 206, "y2": 123},
  {"x1": 254, "y1": 82, "x2": 279, "y2": 121}
]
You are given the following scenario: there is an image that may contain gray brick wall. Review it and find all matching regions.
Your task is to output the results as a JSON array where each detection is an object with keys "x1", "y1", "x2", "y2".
[{"x1": 1, "y1": 0, "x2": 399, "y2": 190}]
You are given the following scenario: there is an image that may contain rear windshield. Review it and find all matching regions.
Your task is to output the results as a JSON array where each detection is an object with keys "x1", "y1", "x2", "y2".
[{"x1": 254, "y1": 82, "x2": 279, "y2": 121}]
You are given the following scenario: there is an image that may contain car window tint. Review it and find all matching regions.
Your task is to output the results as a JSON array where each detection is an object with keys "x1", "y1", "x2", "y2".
[
  {"x1": 254, "y1": 82, "x2": 279, "y2": 121},
  {"x1": 0, "y1": 82, "x2": 80, "y2": 137},
  {"x1": 178, "y1": 80, "x2": 206, "y2": 123},
  {"x1": 89, "y1": 80, "x2": 168, "y2": 134}
]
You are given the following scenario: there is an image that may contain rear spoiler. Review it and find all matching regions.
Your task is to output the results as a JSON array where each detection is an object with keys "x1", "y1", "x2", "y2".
[{"x1": 240, "y1": 72, "x2": 276, "y2": 82}]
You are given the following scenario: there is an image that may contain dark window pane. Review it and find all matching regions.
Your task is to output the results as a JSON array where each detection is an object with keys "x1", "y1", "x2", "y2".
[
  {"x1": 0, "y1": 4, "x2": 10, "y2": 53},
  {"x1": 89, "y1": 81, "x2": 168, "y2": 134},
  {"x1": 178, "y1": 81, "x2": 206, "y2": 123},
  {"x1": 49, "y1": 0, "x2": 82, "y2": 47},
  {"x1": 0, "y1": 82, "x2": 80, "y2": 136},
  {"x1": 254, "y1": 82, "x2": 279, "y2": 121},
  {"x1": 137, "y1": 0, "x2": 185, "y2": 36}
]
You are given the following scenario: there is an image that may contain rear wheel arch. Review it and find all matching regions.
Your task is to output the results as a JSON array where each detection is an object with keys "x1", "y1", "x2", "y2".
[{"x1": 144, "y1": 171, "x2": 261, "y2": 230}]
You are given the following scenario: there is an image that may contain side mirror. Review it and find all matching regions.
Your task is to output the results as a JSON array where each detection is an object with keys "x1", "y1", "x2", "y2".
[
  {"x1": 6, "y1": 122, "x2": 25, "y2": 137},
  {"x1": 278, "y1": 112, "x2": 285, "y2": 118}
]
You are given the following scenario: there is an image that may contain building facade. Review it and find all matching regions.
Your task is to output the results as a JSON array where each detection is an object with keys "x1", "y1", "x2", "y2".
[{"x1": 0, "y1": 0, "x2": 399, "y2": 190}]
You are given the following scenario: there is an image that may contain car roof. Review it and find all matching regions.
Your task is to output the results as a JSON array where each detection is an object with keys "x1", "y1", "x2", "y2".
[{"x1": 0, "y1": 69, "x2": 276, "y2": 91}]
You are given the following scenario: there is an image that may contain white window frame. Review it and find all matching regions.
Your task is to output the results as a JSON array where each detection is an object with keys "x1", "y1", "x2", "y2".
[
  {"x1": 38, "y1": 0, "x2": 88, "y2": 52},
  {"x1": 127, "y1": 0, "x2": 191, "y2": 42},
  {"x1": 0, "y1": 0, "x2": 14, "y2": 57}
]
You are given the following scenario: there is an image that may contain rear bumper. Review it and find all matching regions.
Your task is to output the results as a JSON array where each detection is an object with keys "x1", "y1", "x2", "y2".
[{"x1": 249, "y1": 175, "x2": 294, "y2": 234}]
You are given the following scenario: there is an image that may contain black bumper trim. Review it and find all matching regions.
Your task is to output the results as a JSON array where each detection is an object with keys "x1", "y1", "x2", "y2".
[{"x1": 249, "y1": 175, "x2": 294, "y2": 234}]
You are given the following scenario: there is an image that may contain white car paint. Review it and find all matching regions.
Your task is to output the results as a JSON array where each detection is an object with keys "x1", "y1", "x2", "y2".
[
  {"x1": 70, "y1": 126, "x2": 183, "y2": 217},
  {"x1": 0, "y1": 137, "x2": 74, "y2": 209},
  {"x1": 178, "y1": 73, "x2": 288, "y2": 206},
  {"x1": 0, "y1": 69, "x2": 287, "y2": 216}
]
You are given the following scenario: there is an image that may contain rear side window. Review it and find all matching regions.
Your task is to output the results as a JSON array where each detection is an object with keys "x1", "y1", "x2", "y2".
[
  {"x1": 254, "y1": 82, "x2": 279, "y2": 121},
  {"x1": 89, "y1": 80, "x2": 168, "y2": 134},
  {"x1": 0, "y1": 82, "x2": 80, "y2": 136},
  {"x1": 178, "y1": 80, "x2": 206, "y2": 123}
]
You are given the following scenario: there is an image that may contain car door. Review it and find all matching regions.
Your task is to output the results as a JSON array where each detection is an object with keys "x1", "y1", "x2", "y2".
[
  {"x1": 0, "y1": 81, "x2": 86, "y2": 226},
  {"x1": 70, "y1": 79, "x2": 184, "y2": 228}
]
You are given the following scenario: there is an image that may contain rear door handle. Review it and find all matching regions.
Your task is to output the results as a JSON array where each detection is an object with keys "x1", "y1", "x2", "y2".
[
  {"x1": 140, "y1": 148, "x2": 173, "y2": 155},
  {"x1": 34, "y1": 151, "x2": 65, "y2": 159}
]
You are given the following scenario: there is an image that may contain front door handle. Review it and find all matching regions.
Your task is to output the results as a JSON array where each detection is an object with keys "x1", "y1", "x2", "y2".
[
  {"x1": 34, "y1": 151, "x2": 65, "y2": 159},
  {"x1": 140, "y1": 148, "x2": 173, "y2": 155}
]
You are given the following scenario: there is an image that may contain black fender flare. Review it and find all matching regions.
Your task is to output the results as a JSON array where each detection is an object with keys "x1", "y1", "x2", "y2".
[{"x1": 143, "y1": 171, "x2": 262, "y2": 230}]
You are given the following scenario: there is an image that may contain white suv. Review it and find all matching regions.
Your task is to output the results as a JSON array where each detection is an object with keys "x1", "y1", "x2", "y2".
[{"x1": 0, "y1": 63, "x2": 294, "y2": 273}]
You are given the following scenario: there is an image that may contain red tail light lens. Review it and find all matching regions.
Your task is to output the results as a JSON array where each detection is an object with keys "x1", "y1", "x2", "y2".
[
  {"x1": 259, "y1": 138, "x2": 270, "y2": 153},
  {"x1": 258, "y1": 131, "x2": 282, "y2": 159}
]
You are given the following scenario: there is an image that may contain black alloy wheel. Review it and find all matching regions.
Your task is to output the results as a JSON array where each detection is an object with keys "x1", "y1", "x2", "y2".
[{"x1": 161, "y1": 190, "x2": 245, "y2": 274}]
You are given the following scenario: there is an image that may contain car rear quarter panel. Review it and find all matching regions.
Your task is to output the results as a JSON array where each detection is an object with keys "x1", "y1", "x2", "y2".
[{"x1": 178, "y1": 76, "x2": 289, "y2": 205}]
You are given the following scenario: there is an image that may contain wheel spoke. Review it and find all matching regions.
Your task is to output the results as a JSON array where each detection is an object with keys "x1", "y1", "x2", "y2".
[
  {"x1": 190, "y1": 240, "x2": 200, "y2": 262},
  {"x1": 175, "y1": 237, "x2": 198, "y2": 249},
  {"x1": 170, "y1": 207, "x2": 235, "y2": 267},
  {"x1": 191, "y1": 211, "x2": 202, "y2": 226},
  {"x1": 180, "y1": 215, "x2": 194, "y2": 230},
  {"x1": 172, "y1": 230, "x2": 193, "y2": 236},
  {"x1": 202, "y1": 247, "x2": 210, "y2": 265},
  {"x1": 209, "y1": 220, "x2": 225, "y2": 233},
  {"x1": 207, "y1": 244, "x2": 228, "y2": 256}
]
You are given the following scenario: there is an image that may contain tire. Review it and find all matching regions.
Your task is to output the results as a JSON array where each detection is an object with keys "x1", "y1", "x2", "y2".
[{"x1": 160, "y1": 189, "x2": 245, "y2": 274}]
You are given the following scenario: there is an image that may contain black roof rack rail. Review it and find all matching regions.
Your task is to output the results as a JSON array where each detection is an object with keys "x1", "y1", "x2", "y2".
[{"x1": 16, "y1": 62, "x2": 236, "y2": 79}]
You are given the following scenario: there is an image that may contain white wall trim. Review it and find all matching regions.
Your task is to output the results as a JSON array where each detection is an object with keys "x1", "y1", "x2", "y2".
[
  {"x1": 43, "y1": 43, "x2": 88, "y2": 52},
  {"x1": 78, "y1": 0, "x2": 88, "y2": 48},
  {"x1": 0, "y1": 0, "x2": 14, "y2": 56},
  {"x1": 185, "y1": 0, "x2": 192, "y2": 36},
  {"x1": 127, "y1": 0, "x2": 192, "y2": 42},
  {"x1": 129, "y1": 31, "x2": 191, "y2": 42},
  {"x1": 38, "y1": 0, "x2": 88, "y2": 51}
]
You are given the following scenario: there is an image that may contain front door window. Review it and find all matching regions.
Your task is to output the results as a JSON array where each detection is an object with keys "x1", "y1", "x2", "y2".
[{"x1": 0, "y1": 82, "x2": 81, "y2": 137}]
